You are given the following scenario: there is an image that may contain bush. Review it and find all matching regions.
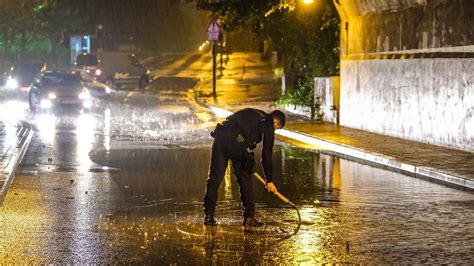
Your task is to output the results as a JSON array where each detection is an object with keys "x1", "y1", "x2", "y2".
[{"x1": 277, "y1": 72, "x2": 322, "y2": 120}]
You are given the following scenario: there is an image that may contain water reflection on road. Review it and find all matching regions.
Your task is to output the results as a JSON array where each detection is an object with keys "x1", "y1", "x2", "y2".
[
  {"x1": 90, "y1": 145, "x2": 474, "y2": 264},
  {"x1": 1, "y1": 95, "x2": 473, "y2": 263}
]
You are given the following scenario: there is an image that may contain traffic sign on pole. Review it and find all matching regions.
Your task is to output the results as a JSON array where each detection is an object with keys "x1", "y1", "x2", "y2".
[
  {"x1": 207, "y1": 19, "x2": 221, "y2": 97},
  {"x1": 207, "y1": 19, "x2": 221, "y2": 41}
]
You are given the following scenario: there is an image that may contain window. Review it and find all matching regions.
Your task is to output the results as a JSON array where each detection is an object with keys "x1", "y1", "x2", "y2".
[{"x1": 43, "y1": 73, "x2": 82, "y2": 87}]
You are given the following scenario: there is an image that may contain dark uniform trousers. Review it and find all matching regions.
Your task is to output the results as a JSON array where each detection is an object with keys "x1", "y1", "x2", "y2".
[{"x1": 203, "y1": 129, "x2": 255, "y2": 218}]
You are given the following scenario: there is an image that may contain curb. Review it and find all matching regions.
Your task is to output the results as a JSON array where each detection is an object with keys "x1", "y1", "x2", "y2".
[
  {"x1": 197, "y1": 101, "x2": 473, "y2": 191},
  {"x1": 0, "y1": 122, "x2": 34, "y2": 206},
  {"x1": 277, "y1": 129, "x2": 473, "y2": 190}
]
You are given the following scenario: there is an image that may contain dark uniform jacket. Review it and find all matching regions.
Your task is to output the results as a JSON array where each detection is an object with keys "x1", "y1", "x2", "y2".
[{"x1": 224, "y1": 108, "x2": 276, "y2": 182}]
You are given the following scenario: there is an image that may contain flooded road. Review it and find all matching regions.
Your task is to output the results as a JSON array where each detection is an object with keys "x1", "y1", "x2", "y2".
[
  {"x1": 88, "y1": 145, "x2": 474, "y2": 264},
  {"x1": 1, "y1": 97, "x2": 473, "y2": 263},
  {"x1": 0, "y1": 53, "x2": 473, "y2": 263}
]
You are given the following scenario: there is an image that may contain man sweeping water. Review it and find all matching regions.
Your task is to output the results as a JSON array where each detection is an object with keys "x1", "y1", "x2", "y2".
[{"x1": 203, "y1": 108, "x2": 286, "y2": 226}]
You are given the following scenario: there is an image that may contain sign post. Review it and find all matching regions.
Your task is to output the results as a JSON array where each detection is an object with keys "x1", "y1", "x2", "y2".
[{"x1": 207, "y1": 19, "x2": 221, "y2": 97}]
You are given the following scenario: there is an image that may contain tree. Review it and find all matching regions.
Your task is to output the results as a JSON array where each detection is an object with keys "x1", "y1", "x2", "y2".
[
  {"x1": 0, "y1": 0, "x2": 40, "y2": 59},
  {"x1": 30, "y1": 0, "x2": 99, "y2": 64},
  {"x1": 198, "y1": 0, "x2": 340, "y2": 99},
  {"x1": 0, "y1": 0, "x2": 99, "y2": 64},
  {"x1": 266, "y1": 1, "x2": 340, "y2": 82}
]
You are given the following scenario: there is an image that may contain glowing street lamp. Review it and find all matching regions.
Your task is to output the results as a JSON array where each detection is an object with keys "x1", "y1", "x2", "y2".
[{"x1": 302, "y1": 0, "x2": 314, "y2": 4}]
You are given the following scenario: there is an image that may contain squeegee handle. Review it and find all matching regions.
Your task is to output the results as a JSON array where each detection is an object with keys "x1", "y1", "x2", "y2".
[
  {"x1": 253, "y1": 173, "x2": 295, "y2": 206},
  {"x1": 253, "y1": 172, "x2": 302, "y2": 225}
]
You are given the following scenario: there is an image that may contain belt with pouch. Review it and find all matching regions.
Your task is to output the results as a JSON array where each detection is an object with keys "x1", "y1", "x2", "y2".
[{"x1": 210, "y1": 119, "x2": 246, "y2": 144}]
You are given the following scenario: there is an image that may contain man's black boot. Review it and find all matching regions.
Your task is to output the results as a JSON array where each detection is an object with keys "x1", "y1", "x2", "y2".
[
  {"x1": 204, "y1": 213, "x2": 217, "y2": 226},
  {"x1": 242, "y1": 216, "x2": 263, "y2": 227}
]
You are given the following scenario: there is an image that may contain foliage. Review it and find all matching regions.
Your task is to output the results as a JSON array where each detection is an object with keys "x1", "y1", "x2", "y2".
[
  {"x1": 197, "y1": 0, "x2": 279, "y2": 32},
  {"x1": 277, "y1": 67, "x2": 322, "y2": 119},
  {"x1": 265, "y1": 0, "x2": 296, "y2": 17},
  {"x1": 0, "y1": 0, "x2": 97, "y2": 64},
  {"x1": 273, "y1": 67, "x2": 284, "y2": 78},
  {"x1": 272, "y1": 2, "x2": 339, "y2": 78},
  {"x1": 33, "y1": 0, "x2": 96, "y2": 42},
  {"x1": 2, "y1": 0, "x2": 209, "y2": 61},
  {"x1": 198, "y1": 0, "x2": 340, "y2": 112},
  {"x1": 0, "y1": 0, "x2": 40, "y2": 59}
]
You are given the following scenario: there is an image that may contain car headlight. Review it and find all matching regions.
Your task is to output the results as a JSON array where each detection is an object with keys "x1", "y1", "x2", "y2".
[
  {"x1": 83, "y1": 100, "x2": 92, "y2": 109},
  {"x1": 5, "y1": 78, "x2": 18, "y2": 89},
  {"x1": 48, "y1": 92, "x2": 57, "y2": 99},
  {"x1": 79, "y1": 90, "x2": 91, "y2": 100},
  {"x1": 40, "y1": 99, "x2": 52, "y2": 109},
  {"x1": 105, "y1": 86, "x2": 111, "y2": 94}
]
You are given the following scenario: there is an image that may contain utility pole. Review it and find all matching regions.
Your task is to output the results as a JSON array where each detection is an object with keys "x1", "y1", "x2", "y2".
[
  {"x1": 207, "y1": 19, "x2": 221, "y2": 97},
  {"x1": 212, "y1": 40, "x2": 217, "y2": 96},
  {"x1": 219, "y1": 33, "x2": 223, "y2": 75}
]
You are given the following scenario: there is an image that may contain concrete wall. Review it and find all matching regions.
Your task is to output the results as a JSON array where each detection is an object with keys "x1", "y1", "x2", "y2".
[
  {"x1": 335, "y1": 0, "x2": 474, "y2": 151},
  {"x1": 314, "y1": 77, "x2": 340, "y2": 123},
  {"x1": 337, "y1": 0, "x2": 474, "y2": 55},
  {"x1": 341, "y1": 58, "x2": 473, "y2": 151}
]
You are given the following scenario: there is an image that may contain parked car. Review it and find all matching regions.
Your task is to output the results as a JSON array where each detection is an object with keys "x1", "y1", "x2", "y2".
[
  {"x1": 75, "y1": 53, "x2": 99, "y2": 74},
  {"x1": 0, "y1": 63, "x2": 11, "y2": 86},
  {"x1": 3, "y1": 61, "x2": 45, "y2": 94},
  {"x1": 75, "y1": 52, "x2": 150, "y2": 89},
  {"x1": 71, "y1": 68, "x2": 111, "y2": 99},
  {"x1": 28, "y1": 70, "x2": 92, "y2": 112}
]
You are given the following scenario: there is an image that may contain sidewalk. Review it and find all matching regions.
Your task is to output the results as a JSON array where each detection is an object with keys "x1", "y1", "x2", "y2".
[
  {"x1": 0, "y1": 120, "x2": 34, "y2": 205},
  {"x1": 195, "y1": 53, "x2": 474, "y2": 190}
]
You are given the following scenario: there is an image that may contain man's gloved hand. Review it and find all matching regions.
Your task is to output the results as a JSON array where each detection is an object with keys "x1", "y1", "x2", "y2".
[{"x1": 266, "y1": 182, "x2": 277, "y2": 193}]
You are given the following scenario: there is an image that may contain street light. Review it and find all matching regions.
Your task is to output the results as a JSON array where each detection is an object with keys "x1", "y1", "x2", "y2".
[
  {"x1": 298, "y1": 0, "x2": 317, "y2": 15},
  {"x1": 265, "y1": 0, "x2": 315, "y2": 16}
]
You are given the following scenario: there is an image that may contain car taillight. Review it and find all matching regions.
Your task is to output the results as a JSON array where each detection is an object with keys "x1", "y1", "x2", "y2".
[{"x1": 95, "y1": 69, "x2": 102, "y2": 76}]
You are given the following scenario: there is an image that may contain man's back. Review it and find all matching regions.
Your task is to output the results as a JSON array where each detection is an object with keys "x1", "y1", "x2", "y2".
[{"x1": 227, "y1": 108, "x2": 273, "y2": 148}]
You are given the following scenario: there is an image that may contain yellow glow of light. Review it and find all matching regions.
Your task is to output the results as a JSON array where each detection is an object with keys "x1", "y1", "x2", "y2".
[
  {"x1": 198, "y1": 40, "x2": 209, "y2": 52},
  {"x1": 0, "y1": 183, "x2": 50, "y2": 263},
  {"x1": 302, "y1": 0, "x2": 314, "y2": 4},
  {"x1": 209, "y1": 106, "x2": 232, "y2": 118},
  {"x1": 224, "y1": 163, "x2": 233, "y2": 200}
]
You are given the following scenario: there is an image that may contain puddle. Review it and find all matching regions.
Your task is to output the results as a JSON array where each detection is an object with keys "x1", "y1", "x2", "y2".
[{"x1": 89, "y1": 144, "x2": 474, "y2": 264}]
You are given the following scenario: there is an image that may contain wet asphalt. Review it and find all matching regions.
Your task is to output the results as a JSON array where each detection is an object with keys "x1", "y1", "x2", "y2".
[{"x1": 0, "y1": 55, "x2": 473, "y2": 263}]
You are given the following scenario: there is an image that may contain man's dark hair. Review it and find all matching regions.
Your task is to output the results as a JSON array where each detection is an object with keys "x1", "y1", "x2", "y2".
[{"x1": 270, "y1": 110, "x2": 286, "y2": 128}]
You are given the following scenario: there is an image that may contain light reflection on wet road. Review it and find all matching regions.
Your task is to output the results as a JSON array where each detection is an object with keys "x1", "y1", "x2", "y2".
[
  {"x1": 89, "y1": 146, "x2": 474, "y2": 264},
  {"x1": 0, "y1": 77, "x2": 473, "y2": 263}
]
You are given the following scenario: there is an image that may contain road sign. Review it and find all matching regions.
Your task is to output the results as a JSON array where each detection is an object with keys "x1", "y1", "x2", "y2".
[
  {"x1": 208, "y1": 32, "x2": 219, "y2": 41},
  {"x1": 206, "y1": 19, "x2": 221, "y2": 96},
  {"x1": 207, "y1": 19, "x2": 221, "y2": 41}
]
